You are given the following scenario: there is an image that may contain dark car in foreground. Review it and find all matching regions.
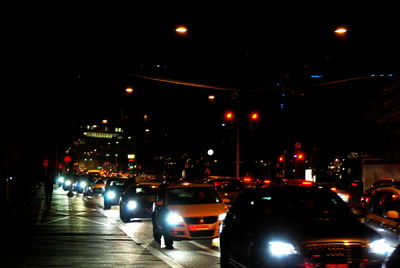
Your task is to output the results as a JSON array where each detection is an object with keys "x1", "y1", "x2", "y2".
[
  {"x1": 220, "y1": 186, "x2": 391, "y2": 268},
  {"x1": 119, "y1": 182, "x2": 161, "y2": 222}
]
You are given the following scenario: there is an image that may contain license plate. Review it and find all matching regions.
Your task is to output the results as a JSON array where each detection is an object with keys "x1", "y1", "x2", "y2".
[
  {"x1": 326, "y1": 264, "x2": 348, "y2": 268},
  {"x1": 189, "y1": 224, "x2": 213, "y2": 231}
]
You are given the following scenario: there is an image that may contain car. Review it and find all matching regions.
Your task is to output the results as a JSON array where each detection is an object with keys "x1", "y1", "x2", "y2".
[
  {"x1": 361, "y1": 179, "x2": 400, "y2": 208},
  {"x1": 220, "y1": 186, "x2": 392, "y2": 268},
  {"x1": 72, "y1": 174, "x2": 90, "y2": 193},
  {"x1": 383, "y1": 243, "x2": 400, "y2": 268},
  {"x1": 103, "y1": 178, "x2": 131, "y2": 210},
  {"x1": 84, "y1": 177, "x2": 106, "y2": 196},
  {"x1": 152, "y1": 182, "x2": 228, "y2": 248},
  {"x1": 362, "y1": 186, "x2": 400, "y2": 249},
  {"x1": 204, "y1": 177, "x2": 244, "y2": 207},
  {"x1": 119, "y1": 182, "x2": 161, "y2": 222},
  {"x1": 315, "y1": 181, "x2": 352, "y2": 203}
]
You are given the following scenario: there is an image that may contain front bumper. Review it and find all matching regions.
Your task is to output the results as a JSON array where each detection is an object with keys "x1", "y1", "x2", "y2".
[{"x1": 165, "y1": 220, "x2": 223, "y2": 240}]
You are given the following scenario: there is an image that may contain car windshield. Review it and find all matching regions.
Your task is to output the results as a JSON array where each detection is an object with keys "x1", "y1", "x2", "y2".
[
  {"x1": 254, "y1": 190, "x2": 352, "y2": 220},
  {"x1": 213, "y1": 181, "x2": 244, "y2": 192},
  {"x1": 127, "y1": 186, "x2": 158, "y2": 196},
  {"x1": 167, "y1": 187, "x2": 222, "y2": 205}
]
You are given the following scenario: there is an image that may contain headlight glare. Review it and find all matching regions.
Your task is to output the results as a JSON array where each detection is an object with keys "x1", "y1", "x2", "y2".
[
  {"x1": 64, "y1": 180, "x2": 72, "y2": 186},
  {"x1": 57, "y1": 177, "x2": 65, "y2": 183},
  {"x1": 218, "y1": 213, "x2": 227, "y2": 221},
  {"x1": 166, "y1": 212, "x2": 184, "y2": 225},
  {"x1": 106, "y1": 191, "x2": 116, "y2": 200},
  {"x1": 268, "y1": 241, "x2": 298, "y2": 257},
  {"x1": 79, "y1": 181, "x2": 87, "y2": 188},
  {"x1": 369, "y1": 239, "x2": 394, "y2": 255},
  {"x1": 127, "y1": 200, "x2": 137, "y2": 210}
]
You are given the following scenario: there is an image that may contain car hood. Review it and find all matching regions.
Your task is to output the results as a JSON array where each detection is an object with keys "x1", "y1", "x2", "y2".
[
  {"x1": 167, "y1": 203, "x2": 227, "y2": 217},
  {"x1": 257, "y1": 217, "x2": 380, "y2": 244}
]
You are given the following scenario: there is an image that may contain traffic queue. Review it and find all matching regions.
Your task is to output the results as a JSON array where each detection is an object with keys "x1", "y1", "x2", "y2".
[{"x1": 54, "y1": 172, "x2": 399, "y2": 267}]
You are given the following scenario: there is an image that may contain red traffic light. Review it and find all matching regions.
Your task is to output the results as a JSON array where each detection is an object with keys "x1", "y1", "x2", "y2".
[
  {"x1": 295, "y1": 153, "x2": 305, "y2": 160},
  {"x1": 278, "y1": 156, "x2": 285, "y2": 162},
  {"x1": 224, "y1": 111, "x2": 234, "y2": 120},
  {"x1": 250, "y1": 112, "x2": 259, "y2": 120}
]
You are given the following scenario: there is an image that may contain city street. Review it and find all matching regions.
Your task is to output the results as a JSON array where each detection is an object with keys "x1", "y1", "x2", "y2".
[{"x1": 1, "y1": 186, "x2": 220, "y2": 268}]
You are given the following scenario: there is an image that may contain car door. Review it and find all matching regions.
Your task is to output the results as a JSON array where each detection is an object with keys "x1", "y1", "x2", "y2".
[
  {"x1": 227, "y1": 193, "x2": 255, "y2": 265},
  {"x1": 364, "y1": 189, "x2": 400, "y2": 247}
]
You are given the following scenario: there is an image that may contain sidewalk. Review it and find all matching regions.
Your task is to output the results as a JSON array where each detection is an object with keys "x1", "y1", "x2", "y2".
[{"x1": 1, "y1": 185, "x2": 171, "y2": 268}]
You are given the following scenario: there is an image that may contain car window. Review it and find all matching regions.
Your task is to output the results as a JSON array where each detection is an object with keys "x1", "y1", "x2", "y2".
[
  {"x1": 127, "y1": 186, "x2": 158, "y2": 196},
  {"x1": 167, "y1": 187, "x2": 221, "y2": 205},
  {"x1": 246, "y1": 190, "x2": 352, "y2": 220}
]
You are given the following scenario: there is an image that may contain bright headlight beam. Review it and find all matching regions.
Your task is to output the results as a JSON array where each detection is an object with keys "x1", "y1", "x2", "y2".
[
  {"x1": 106, "y1": 191, "x2": 116, "y2": 200},
  {"x1": 269, "y1": 241, "x2": 298, "y2": 257},
  {"x1": 127, "y1": 200, "x2": 137, "y2": 210},
  {"x1": 218, "y1": 213, "x2": 227, "y2": 221},
  {"x1": 369, "y1": 239, "x2": 394, "y2": 255},
  {"x1": 166, "y1": 212, "x2": 184, "y2": 225}
]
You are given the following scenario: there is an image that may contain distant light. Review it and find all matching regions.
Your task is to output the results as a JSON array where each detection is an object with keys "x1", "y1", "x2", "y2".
[
  {"x1": 207, "y1": 149, "x2": 214, "y2": 156},
  {"x1": 208, "y1": 95, "x2": 216, "y2": 101},
  {"x1": 145, "y1": 129, "x2": 150, "y2": 132},
  {"x1": 310, "y1": 75, "x2": 324, "y2": 78},
  {"x1": 334, "y1": 27, "x2": 348, "y2": 34},
  {"x1": 102, "y1": 120, "x2": 108, "y2": 124},
  {"x1": 176, "y1": 26, "x2": 188, "y2": 33},
  {"x1": 125, "y1": 87, "x2": 134, "y2": 94}
]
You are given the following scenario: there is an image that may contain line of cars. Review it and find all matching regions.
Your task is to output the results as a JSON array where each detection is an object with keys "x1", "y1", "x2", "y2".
[{"x1": 57, "y1": 173, "x2": 400, "y2": 266}]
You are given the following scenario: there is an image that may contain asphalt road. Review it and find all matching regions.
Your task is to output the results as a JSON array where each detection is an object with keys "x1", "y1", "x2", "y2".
[{"x1": 1, "y1": 186, "x2": 221, "y2": 268}]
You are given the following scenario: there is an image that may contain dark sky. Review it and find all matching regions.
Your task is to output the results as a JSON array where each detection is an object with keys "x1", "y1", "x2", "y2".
[{"x1": 3, "y1": 3, "x2": 399, "y2": 157}]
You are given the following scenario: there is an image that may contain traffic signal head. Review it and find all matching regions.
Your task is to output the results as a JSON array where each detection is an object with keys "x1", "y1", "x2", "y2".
[
  {"x1": 278, "y1": 155, "x2": 285, "y2": 162},
  {"x1": 224, "y1": 111, "x2": 234, "y2": 120},
  {"x1": 250, "y1": 112, "x2": 259, "y2": 129},
  {"x1": 295, "y1": 153, "x2": 305, "y2": 160}
]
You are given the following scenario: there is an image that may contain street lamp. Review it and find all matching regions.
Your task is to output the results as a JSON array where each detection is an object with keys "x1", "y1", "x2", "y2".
[
  {"x1": 175, "y1": 25, "x2": 188, "y2": 34},
  {"x1": 334, "y1": 27, "x2": 348, "y2": 35}
]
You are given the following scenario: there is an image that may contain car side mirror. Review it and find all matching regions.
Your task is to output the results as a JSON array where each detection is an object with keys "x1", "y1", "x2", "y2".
[
  {"x1": 386, "y1": 210, "x2": 400, "y2": 219},
  {"x1": 155, "y1": 200, "x2": 164, "y2": 206}
]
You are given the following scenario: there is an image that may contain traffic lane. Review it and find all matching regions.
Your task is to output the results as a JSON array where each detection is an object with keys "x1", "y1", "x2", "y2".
[
  {"x1": 6, "y1": 187, "x2": 171, "y2": 268},
  {"x1": 102, "y1": 206, "x2": 221, "y2": 268}
]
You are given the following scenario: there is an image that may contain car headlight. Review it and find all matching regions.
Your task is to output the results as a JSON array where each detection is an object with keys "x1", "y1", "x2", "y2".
[
  {"x1": 166, "y1": 212, "x2": 184, "y2": 225},
  {"x1": 369, "y1": 239, "x2": 394, "y2": 255},
  {"x1": 126, "y1": 200, "x2": 137, "y2": 210},
  {"x1": 64, "y1": 180, "x2": 72, "y2": 186},
  {"x1": 57, "y1": 177, "x2": 65, "y2": 183},
  {"x1": 106, "y1": 191, "x2": 116, "y2": 200},
  {"x1": 79, "y1": 181, "x2": 87, "y2": 188},
  {"x1": 218, "y1": 213, "x2": 227, "y2": 221},
  {"x1": 268, "y1": 241, "x2": 298, "y2": 257}
]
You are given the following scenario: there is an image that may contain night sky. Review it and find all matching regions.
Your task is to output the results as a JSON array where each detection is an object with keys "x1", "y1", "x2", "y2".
[{"x1": 3, "y1": 3, "x2": 399, "y2": 162}]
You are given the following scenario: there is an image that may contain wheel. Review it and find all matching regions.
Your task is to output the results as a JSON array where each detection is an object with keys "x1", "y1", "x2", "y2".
[
  {"x1": 152, "y1": 220, "x2": 162, "y2": 244},
  {"x1": 220, "y1": 246, "x2": 231, "y2": 268},
  {"x1": 104, "y1": 201, "x2": 111, "y2": 210},
  {"x1": 120, "y1": 208, "x2": 130, "y2": 223},
  {"x1": 164, "y1": 235, "x2": 174, "y2": 249}
]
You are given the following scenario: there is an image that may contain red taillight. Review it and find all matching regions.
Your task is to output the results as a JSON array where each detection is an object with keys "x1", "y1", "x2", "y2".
[
  {"x1": 243, "y1": 177, "x2": 252, "y2": 182},
  {"x1": 264, "y1": 180, "x2": 271, "y2": 184},
  {"x1": 302, "y1": 181, "x2": 313, "y2": 186},
  {"x1": 351, "y1": 183, "x2": 358, "y2": 187},
  {"x1": 331, "y1": 187, "x2": 337, "y2": 191}
]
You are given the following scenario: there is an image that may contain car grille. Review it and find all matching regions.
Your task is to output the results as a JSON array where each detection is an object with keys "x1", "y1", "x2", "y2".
[
  {"x1": 184, "y1": 216, "x2": 218, "y2": 224},
  {"x1": 302, "y1": 242, "x2": 367, "y2": 265},
  {"x1": 189, "y1": 230, "x2": 215, "y2": 237}
]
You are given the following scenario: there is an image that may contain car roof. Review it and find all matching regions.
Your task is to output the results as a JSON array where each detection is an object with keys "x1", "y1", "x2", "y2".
[
  {"x1": 242, "y1": 186, "x2": 331, "y2": 195},
  {"x1": 165, "y1": 182, "x2": 214, "y2": 188}
]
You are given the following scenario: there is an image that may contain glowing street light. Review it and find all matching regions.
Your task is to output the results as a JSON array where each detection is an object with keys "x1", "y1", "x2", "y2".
[
  {"x1": 175, "y1": 26, "x2": 188, "y2": 34},
  {"x1": 125, "y1": 87, "x2": 134, "y2": 94},
  {"x1": 334, "y1": 27, "x2": 348, "y2": 34}
]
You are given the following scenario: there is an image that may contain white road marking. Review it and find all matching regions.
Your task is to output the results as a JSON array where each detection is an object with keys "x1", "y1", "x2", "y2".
[{"x1": 188, "y1": 241, "x2": 220, "y2": 258}]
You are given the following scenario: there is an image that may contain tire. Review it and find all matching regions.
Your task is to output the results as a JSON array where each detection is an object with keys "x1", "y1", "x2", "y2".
[
  {"x1": 220, "y1": 246, "x2": 231, "y2": 268},
  {"x1": 152, "y1": 220, "x2": 162, "y2": 244},
  {"x1": 120, "y1": 208, "x2": 130, "y2": 223},
  {"x1": 164, "y1": 235, "x2": 174, "y2": 249}
]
